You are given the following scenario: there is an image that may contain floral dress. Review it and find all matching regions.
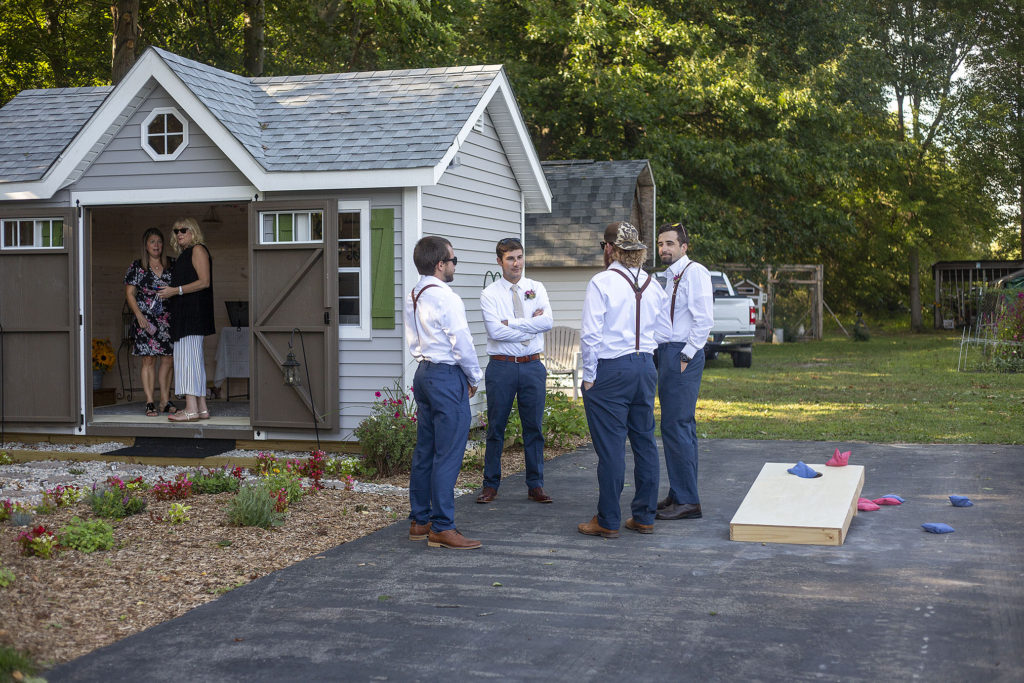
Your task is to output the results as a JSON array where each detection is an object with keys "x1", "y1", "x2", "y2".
[{"x1": 124, "y1": 259, "x2": 174, "y2": 356}]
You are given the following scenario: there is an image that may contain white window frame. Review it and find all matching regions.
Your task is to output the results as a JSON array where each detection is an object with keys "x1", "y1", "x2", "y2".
[
  {"x1": 141, "y1": 107, "x2": 189, "y2": 161},
  {"x1": 0, "y1": 217, "x2": 65, "y2": 250},
  {"x1": 338, "y1": 200, "x2": 371, "y2": 340},
  {"x1": 259, "y1": 209, "x2": 324, "y2": 245}
]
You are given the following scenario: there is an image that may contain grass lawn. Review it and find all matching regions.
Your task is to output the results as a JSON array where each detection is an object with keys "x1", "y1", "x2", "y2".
[{"x1": 681, "y1": 329, "x2": 1023, "y2": 444}]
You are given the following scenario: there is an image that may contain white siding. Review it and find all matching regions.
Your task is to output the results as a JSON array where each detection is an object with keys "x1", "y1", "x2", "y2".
[
  {"x1": 421, "y1": 110, "x2": 522, "y2": 412},
  {"x1": 528, "y1": 266, "x2": 602, "y2": 331},
  {"x1": 73, "y1": 85, "x2": 251, "y2": 192}
]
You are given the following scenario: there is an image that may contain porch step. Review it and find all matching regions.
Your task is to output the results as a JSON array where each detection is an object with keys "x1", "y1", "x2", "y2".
[{"x1": 103, "y1": 437, "x2": 237, "y2": 459}]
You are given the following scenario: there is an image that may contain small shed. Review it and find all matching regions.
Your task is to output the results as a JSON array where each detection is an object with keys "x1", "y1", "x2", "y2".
[
  {"x1": 0, "y1": 48, "x2": 550, "y2": 442},
  {"x1": 932, "y1": 260, "x2": 1024, "y2": 328},
  {"x1": 524, "y1": 159, "x2": 655, "y2": 329}
]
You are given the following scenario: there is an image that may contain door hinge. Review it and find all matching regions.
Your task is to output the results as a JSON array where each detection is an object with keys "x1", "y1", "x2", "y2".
[{"x1": 324, "y1": 311, "x2": 330, "y2": 325}]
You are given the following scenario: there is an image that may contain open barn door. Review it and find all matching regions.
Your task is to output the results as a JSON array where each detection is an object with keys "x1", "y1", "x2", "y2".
[
  {"x1": 249, "y1": 200, "x2": 338, "y2": 430},
  {"x1": 0, "y1": 208, "x2": 79, "y2": 424}
]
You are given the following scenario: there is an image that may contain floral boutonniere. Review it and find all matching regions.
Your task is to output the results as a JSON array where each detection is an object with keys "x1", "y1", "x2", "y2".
[
  {"x1": 672, "y1": 272, "x2": 682, "y2": 284},
  {"x1": 524, "y1": 289, "x2": 537, "y2": 300}
]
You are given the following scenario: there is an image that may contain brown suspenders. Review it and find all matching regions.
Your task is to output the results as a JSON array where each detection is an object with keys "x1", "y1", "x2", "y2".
[
  {"x1": 411, "y1": 284, "x2": 439, "y2": 351},
  {"x1": 611, "y1": 268, "x2": 652, "y2": 350},
  {"x1": 670, "y1": 261, "x2": 694, "y2": 324}
]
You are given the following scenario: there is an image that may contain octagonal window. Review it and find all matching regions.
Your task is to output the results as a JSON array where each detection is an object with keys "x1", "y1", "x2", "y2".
[{"x1": 141, "y1": 108, "x2": 188, "y2": 160}]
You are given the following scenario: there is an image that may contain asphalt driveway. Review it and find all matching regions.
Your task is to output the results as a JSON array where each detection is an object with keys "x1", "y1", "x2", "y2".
[{"x1": 46, "y1": 439, "x2": 1024, "y2": 682}]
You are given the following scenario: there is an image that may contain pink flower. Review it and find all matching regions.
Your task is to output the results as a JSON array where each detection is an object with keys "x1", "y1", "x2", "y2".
[
  {"x1": 394, "y1": 411, "x2": 401, "y2": 418},
  {"x1": 375, "y1": 391, "x2": 381, "y2": 398}
]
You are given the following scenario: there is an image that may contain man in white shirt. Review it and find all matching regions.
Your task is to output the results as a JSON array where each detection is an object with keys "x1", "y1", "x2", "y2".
[
  {"x1": 477, "y1": 237, "x2": 554, "y2": 505},
  {"x1": 404, "y1": 236, "x2": 484, "y2": 549},
  {"x1": 578, "y1": 222, "x2": 671, "y2": 538},
  {"x1": 654, "y1": 222, "x2": 714, "y2": 521}
]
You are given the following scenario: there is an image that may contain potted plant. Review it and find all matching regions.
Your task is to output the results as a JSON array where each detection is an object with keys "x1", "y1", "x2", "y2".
[{"x1": 91, "y1": 337, "x2": 115, "y2": 389}]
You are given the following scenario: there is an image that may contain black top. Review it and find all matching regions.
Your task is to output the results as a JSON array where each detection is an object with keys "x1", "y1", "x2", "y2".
[{"x1": 169, "y1": 244, "x2": 215, "y2": 341}]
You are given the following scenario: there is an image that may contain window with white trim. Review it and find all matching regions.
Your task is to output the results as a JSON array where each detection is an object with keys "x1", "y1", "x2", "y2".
[
  {"x1": 1, "y1": 217, "x2": 64, "y2": 249},
  {"x1": 141, "y1": 108, "x2": 189, "y2": 160},
  {"x1": 338, "y1": 201, "x2": 371, "y2": 338},
  {"x1": 260, "y1": 210, "x2": 324, "y2": 244}
]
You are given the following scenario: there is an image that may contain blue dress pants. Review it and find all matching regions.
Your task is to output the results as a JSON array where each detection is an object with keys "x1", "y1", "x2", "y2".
[
  {"x1": 657, "y1": 343, "x2": 705, "y2": 505},
  {"x1": 483, "y1": 358, "x2": 547, "y2": 490},
  {"x1": 408, "y1": 362, "x2": 471, "y2": 532},
  {"x1": 581, "y1": 353, "x2": 660, "y2": 529}
]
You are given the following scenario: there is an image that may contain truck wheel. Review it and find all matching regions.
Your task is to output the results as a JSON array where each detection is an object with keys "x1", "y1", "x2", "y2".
[{"x1": 732, "y1": 350, "x2": 752, "y2": 368}]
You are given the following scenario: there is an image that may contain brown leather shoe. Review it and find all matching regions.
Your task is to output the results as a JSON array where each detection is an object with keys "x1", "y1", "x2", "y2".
[
  {"x1": 527, "y1": 486, "x2": 553, "y2": 503},
  {"x1": 577, "y1": 516, "x2": 619, "y2": 538},
  {"x1": 625, "y1": 517, "x2": 654, "y2": 534},
  {"x1": 476, "y1": 487, "x2": 498, "y2": 504},
  {"x1": 657, "y1": 495, "x2": 673, "y2": 510},
  {"x1": 656, "y1": 503, "x2": 703, "y2": 520},
  {"x1": 427, "y1": 529, "x2": 482, "y2": 549},
  {"x1": 409, "y1": 521, "x2": 430, "y2": 541}
]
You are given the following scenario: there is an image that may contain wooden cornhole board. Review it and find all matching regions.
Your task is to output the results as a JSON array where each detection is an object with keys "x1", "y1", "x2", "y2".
[{"x1": 730, "y1": 463, "x2": 865, "y2": 546}]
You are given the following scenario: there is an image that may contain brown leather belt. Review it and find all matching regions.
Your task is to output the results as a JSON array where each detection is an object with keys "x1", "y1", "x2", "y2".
[{"x1": 490, "y1": 353, "x2": 541, "y2": 363}]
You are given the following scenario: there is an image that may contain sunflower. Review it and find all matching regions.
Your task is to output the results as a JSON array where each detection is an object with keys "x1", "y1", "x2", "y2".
[{"x1": 92, "y1": 338, "x2": 116, "y2": 371}]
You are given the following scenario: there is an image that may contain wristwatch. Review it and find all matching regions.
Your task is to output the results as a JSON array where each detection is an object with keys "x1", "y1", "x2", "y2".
[{"x1": 680, "y1": 352, "x2": 692, "y2": 363}]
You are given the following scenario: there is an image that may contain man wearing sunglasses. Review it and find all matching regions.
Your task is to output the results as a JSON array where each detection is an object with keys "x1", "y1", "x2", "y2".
[
  {"x1": 405, "y1": 236, "x2": 483, "y2": 549},
  {"x1": 476, "y1": 237, "x2": 554, "y2": 506}
]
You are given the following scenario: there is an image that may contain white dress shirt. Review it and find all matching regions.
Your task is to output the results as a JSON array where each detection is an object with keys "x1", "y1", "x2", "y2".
[
  {"x1": 404, "y1": 275, "x2": 484, "y2": 387},
  {"x1": 480, "y1": 276, "x2": 553, "y2": 357},
  {"x1": 663, "y1": 255, "x2": 714, "y2": 358},
  {"x1": 581, "y1": 262, "x2": 671, "y2": 383}
]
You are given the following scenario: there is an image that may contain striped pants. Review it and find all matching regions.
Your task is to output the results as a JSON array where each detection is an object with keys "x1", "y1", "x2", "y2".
[{"x1": 173, "y1": 335, "x2": 206, "y2": 397}]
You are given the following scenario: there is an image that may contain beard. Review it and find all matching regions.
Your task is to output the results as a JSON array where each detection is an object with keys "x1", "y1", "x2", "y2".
[{"x1": 660, "y1": 252, "x2": 677, "y2": 265}]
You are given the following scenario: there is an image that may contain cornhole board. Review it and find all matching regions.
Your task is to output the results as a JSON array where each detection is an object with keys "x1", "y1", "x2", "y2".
[{"x1": 730, "y1": 463, "x2": 865, "y2": 546}]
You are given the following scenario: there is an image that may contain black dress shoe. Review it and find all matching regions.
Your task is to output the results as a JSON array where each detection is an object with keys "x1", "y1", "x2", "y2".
[
  {"x1": 656, "y1": 503, "x2": 702, "y2": 520},
  {"x1": 657, "y1": 495, "x2": 673, "y2": 510}
]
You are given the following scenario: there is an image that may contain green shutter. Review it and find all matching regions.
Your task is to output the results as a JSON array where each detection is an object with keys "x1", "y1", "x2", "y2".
[{"x1": 370, "y1": 208, "x2": 395, "y2": 329}]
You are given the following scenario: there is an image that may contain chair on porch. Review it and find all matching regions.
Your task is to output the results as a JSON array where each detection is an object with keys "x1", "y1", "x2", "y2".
[{"x1": 543, "y1": 325, "x2": 581, "y2": 399}]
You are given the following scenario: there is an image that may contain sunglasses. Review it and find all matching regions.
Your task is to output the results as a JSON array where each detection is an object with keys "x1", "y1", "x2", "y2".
[
  {"x1": 441, "y1": 256, "x2": 458, "y2": 266},
  {"x1": 498, "y1": 237, "x2": 521, "y2": 246},
  {"x1": 172, "y1": 228, "x2": 191, "y2": 235},
  {"x1": 600, "y1": 241, "x2": 609, "y2": 249}
]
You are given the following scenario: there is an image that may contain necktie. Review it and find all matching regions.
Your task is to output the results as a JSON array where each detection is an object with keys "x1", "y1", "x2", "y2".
[{"x1": 511, "y1": 284, "x2": 529, "y2": 346}]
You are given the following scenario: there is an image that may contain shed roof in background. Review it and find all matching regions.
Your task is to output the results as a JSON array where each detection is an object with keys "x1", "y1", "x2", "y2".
[{"x1": 525, "y1": 159, "x2": 654, "y2": 268}]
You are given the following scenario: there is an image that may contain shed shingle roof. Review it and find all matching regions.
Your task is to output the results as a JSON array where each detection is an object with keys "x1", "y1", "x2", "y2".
[{"x1": 525, "y1": 159, "x2": 653, "y2": 268}]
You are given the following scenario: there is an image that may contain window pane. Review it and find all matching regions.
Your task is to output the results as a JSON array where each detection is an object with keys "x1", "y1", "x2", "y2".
[
  {"x1": 149, "y1": 135, "x2": 166, "y2": 155},
  {"x1": 311, "y1": 212, "x2": 323, "y2": 241},
  {"x1": 338, "y1": 212, "x2": 359, "y2": 239},
  {"x1": 166, "y1": 114, "x2": 183, "y2": 134},
  {"x1": 51, "y1": 220, "x2": 63, "y2": 247},
  {"x1": 278, "y1": 213, "x2": 293, "y2": 242},
  {"x1": 339, "y1": 241, "x2": 359, "y2": 266},
  {"x1": 2, "y1": 221, "x2": 13, "y2": 247},
  {"x1": 41, "y1": 221, "x2": 50, "y2": 247},
  {"x1": 18, "y1": 221, "x2": 32, "y2": 246},
  {"x1": 148, "y1": 116, "x2": 165, "y2": 136},
  {"x1": 166, "y1": 134, "x2": 184, "y2": 153},
  {"x1": 296, "y1": 212, "x2": 309, "y2": 241},
  {"x1": 262, "y1": 214, "x2": 275, "y2": 242},
  {"x1": 338, "y1": 272, "x2": 360, "y2": 324}
]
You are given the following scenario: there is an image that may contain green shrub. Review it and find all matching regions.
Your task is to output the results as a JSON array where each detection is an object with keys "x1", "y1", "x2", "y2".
[
  {"x1": 0, "y1": 566, "x2": 15, "y2": 587},
  {"x1": 0, "y1": 645, "x2": 37, "y2": 678},
  {"x1": 485, "y1": 392, "x2": 588, "y2": 451},
  {"x1": 353, "y1": 381, "x2": 417, "y2": 476},
  {"x1": 191, "y1": 468, "x2": 241, "y2": 494},
  {"x1": 0, "y1": 451, "x2": 11, "y2": 466},
  {"x1": 58, "y1": 517, "x2": 114, "y2": 553},
  {"x1": 324, "y1": 455, "x2": 375, "y2": 479},
  {"x1": 262, "y1": 470, "x2": 304, "y2": 504},
  {"x1": 227, "y1": 485, "x2": 285, "y2": 529},
  {"x1": 86, "y1": 485, "x2": 147, "y2": 519}
]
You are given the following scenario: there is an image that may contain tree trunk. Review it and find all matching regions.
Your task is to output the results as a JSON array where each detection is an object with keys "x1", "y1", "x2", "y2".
[
  {"x1": 243, "y1": 0, "x2": 265, "y2": 77},
  {"x1": 111, "y1": 1, "x2": 140, "y2": 85},
  {"x1": 44, "y1": 6, "x2": 69, "y2": 86},
  {"x1": 909, "y1": 246, "x2": 923, "y2": 331}
]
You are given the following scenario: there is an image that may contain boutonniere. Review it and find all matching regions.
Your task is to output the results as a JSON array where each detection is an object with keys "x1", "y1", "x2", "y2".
[
  {"x1": 672, "y1": 272, "x2": 682, "y2": 284},
  {"x1": 524, "y1": 289, "x2": 537, "y2": 300}
]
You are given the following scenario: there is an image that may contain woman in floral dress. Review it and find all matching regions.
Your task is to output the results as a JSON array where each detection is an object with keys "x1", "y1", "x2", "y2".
[{"x1": 124, "y1": 228, "x2": 176, "y2": 416}]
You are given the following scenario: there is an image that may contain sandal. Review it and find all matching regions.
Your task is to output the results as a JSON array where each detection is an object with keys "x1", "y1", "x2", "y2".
[
  {"x1": 145, "y1": 402, "x2": 158, "y2": 417},
  {"x1": 168, "y1": 411, "x2": 199, "y2": 422},
  {"x1": 163, "y1": 401, "x2": 177, "y2": 414},
  {"x1": 197, "y1": 410, "x2": 210, "y2": 420}
]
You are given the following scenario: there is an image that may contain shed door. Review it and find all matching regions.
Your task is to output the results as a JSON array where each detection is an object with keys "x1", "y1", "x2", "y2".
[
  {"x1": 249, "y1": 200, "x2": 338, "y2": 430},
  {"x1": 0, "y1": 209, "x2": 79, "y2": 423}
]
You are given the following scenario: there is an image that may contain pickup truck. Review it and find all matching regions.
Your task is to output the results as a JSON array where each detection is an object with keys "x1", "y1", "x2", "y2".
[{"x1": 706, "y1": 271, "x2": 757, "y2": 367}]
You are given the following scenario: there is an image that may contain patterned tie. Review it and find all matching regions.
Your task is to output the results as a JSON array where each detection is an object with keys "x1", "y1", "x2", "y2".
[{"x1": 511, "y1": 283, "x2": 529, "y2": 345}]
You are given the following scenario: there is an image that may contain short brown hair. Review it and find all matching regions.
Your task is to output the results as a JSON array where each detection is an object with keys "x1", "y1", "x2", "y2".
[
  {"x1": 414, "y1": 236, "x2": 452, "y2": 275},
  {"x1": 496, "y1": 237, "x2": 523, "y2": 258},
  {"x1": 657, "y1": 222, "x2": 689, "y2": 245}
]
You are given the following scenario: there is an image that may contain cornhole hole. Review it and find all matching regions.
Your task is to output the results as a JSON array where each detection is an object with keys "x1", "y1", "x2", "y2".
[{"x1": 730, "y1": 463, "x2": 866, "y2": 546}]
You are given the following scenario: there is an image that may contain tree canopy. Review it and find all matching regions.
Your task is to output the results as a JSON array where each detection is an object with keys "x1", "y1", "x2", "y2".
[{"x1": 0, "y1": 0, "x2": 1017, "y2": 321}]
